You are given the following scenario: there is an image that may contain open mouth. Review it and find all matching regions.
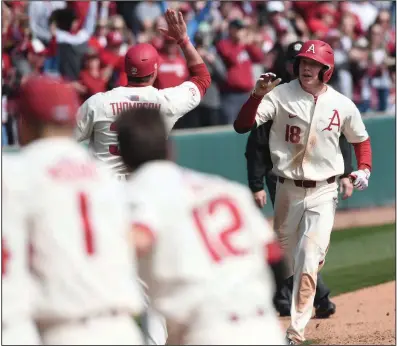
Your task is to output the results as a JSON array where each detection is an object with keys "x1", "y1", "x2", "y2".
[{"x1": 303, "y1": 73, "x2": 312, "y2": 78}]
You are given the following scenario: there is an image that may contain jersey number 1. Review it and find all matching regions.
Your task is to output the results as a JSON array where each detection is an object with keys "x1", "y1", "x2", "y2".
[
  {"x1": 192, "y1": 197, "x2": 248, "y2": 262},
  {"x1": 78, "y1": 192, "x2": 95, "y2": 255}
]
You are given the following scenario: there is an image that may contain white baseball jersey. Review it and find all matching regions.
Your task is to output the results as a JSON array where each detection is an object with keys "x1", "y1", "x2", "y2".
[
  {"x1": 2, "y1": 155, "x2": 38, "y2": 326},
  {"x1": 255, "y1": 79, "x2": 369, "y2": 181},
  {"x1": 125, "y1": 161, "x2": 278, "y2": 327},
  {"x1": 13, "y1": 137, "x2": 144, "y2": 323},
  {"x1": 75, "y1": 82, "x2": 201, "y2": 174}
]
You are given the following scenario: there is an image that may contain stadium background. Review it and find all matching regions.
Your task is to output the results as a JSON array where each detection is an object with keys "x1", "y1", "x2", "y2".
[{"x1": 2, "y1": 1, "x2": 396, "y2": 344}]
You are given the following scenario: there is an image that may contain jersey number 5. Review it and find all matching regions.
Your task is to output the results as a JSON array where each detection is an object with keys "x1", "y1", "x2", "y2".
[
  {"x1": 108, "y1": 122, "x2": 121, "y2": 156},
  {"x1": 285, "y1": 124, "x2": 301, "y2": 144},
  {"x1": 192, "y1": 197, "x2": 248, "y2": 262}
]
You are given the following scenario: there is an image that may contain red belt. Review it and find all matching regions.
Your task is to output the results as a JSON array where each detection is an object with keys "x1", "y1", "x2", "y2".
[{"x1": 278, "y1": 176, "x2": 336, "y2": 188}]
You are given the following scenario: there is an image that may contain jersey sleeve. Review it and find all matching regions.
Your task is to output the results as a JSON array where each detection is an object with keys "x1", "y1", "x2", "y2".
[
  {"x1": 126, "y1": 191, "x2": 162, "y2": 242},
  {"x1": 342, "y1": 104, "x2": 369, "y2": 144},
  {"x1": 157, "y1": 81, "x2": 201, "y2": 125},
  {"x1": 255, "y1": 92, "x2": 277, "y2": 127},
  {"x1": 74, "y1": 96, "x2": 96, "y2": 142}
]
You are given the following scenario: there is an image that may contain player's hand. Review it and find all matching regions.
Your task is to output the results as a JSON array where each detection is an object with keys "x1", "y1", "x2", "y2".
[
  {"x1": 253, "y1": 73, "x2": 282, "y2": 98},
  {"x1": 339, "y1": 177, "x2": 353, "y2": 200},
  {"x1": 253, "y1": 190, "x2": 267, "y2": 208},
  {"x1": 158, "y1": 9, "x2": 187, "y2": 43},
  {"x1": 349, "y1": 169, "x2": 371, "y2": 191}
]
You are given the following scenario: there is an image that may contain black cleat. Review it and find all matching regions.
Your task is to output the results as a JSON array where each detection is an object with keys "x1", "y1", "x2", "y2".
[{"x1": 315, "y1": 299, "x2": 336, "y2": 318}]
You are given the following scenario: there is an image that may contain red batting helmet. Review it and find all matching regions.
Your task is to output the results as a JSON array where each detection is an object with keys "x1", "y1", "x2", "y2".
[
  {"x1": 124, "y1": 43, "x2": 159, "y2": 78},
  {"x1": 18, "y1": 75, "x2": 79, "y2": 125},
  {"x1": 293, "y1": 40, "x2": 335, "y2": 83}
]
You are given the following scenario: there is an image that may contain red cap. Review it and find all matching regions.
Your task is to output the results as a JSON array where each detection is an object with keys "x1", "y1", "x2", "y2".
[
  {"x1": 18, "y1": 76, "x2": 79, "y2": 125},
  {"x1": 106, "y1": 31, "x2": 123, "y2": 46},
  {"x1": 124, "y1": 43, "x2": 159, "y2": 78}
]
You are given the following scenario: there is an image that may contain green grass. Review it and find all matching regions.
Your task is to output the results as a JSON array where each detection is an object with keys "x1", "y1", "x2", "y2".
[{"x1": 321, "y1": 223, "x2": 396, "y2": 296}]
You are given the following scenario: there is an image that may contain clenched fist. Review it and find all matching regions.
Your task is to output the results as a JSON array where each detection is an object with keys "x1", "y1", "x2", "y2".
[{"x1": 253, "y1": 73, "x2": 282, "y2": 98}]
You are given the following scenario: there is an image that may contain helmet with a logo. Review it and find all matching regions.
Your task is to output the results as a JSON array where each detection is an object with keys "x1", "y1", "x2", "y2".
[
  {"x1": 124, "y1": 43, "x2": 159, "y2": 78},
  {"x1": 293, "y1": 40, "x2": 335, "y2": 83}
]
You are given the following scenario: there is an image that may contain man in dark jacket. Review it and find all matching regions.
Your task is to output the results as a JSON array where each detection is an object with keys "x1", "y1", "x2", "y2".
[{"x1": 245, "y1": 41, "x2": 354, "y2": 318}]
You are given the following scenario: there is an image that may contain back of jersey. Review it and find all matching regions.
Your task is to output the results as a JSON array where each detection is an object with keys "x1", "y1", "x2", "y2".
[
  {"x1": 2, "y1": 155, "x2": 38, "y2": 325},
  {"x1": 22, "y1": 139, "x2": 143, "y2": 323},
  {"x1": 75, "y1": 82, "x2": 201, "y2": 174},
  {"x1": 127, "y1": 162, "x2": 277, "y2": 325}
]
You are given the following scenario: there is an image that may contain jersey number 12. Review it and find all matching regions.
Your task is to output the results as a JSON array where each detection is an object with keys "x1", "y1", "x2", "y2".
[{"x1": 192, "y1": 197, "x2": 248, "y2": 262}]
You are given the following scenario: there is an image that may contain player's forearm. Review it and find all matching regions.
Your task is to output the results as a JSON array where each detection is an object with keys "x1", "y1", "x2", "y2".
[
  {"x1": 339, "y1": 134, "x2": 354, "y2": 178},
  {"x1": 179, "y1": 36, "x2": 205, "y2": 67},
  {"x1": 177, "y1": 37, "x2": 211, "y2": 97},
  {"x1": 233, "y1": 94, "x2": 261, "y2": 133},
  {"x1": 352, "y1": 137, "x2": 372, "y2": 171}
]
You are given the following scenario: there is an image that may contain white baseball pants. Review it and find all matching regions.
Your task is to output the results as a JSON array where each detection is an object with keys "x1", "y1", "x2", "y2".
[
  {"x1": 40, "y1": 314, "x2": 143, "y2": 345},
  {"x1": 2, "y1": 319, "x2": 41, "y2": 345},
  {"x1": 273, "y1": 178, "x2": 338, "y2": 344}
]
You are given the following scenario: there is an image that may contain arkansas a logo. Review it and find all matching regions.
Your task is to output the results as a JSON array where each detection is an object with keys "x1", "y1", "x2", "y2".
[
  {"x1": 322, "y1": 109, "x2": 341, "y2": 132},
  {"x1": 306, "y1": 44, "x2": 315, "y2": 54}
]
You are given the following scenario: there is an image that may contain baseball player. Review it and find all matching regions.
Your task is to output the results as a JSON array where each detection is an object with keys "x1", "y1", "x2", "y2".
[
  {"x1": 12, "y1": 75, "x2": 145, "y2": 345},
  {"x1": 234, "y1": 40, "x2": 372, "y2": 344},
  {"x1": 2, "y1": 155, "x2": 42, "y2": 345},
  {"x1": 245, "y1": 41, "x2": 352, "y2": 318},
  {"x1": 75, "y1": 9, "x2": 211, "y2": 180},
  {"x1": 115, "y1": 107, "x2": 287, "y2": 345}
]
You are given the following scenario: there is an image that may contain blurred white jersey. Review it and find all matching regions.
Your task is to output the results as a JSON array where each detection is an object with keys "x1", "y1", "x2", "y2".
[
  {"x1": 75, "y1": 82, "x2": 201, "y2": 174},
  {"x1": 125, "y1": 161, "x2": 281, "y2": 340},
  {"x1": 14, "y1": 138, "x2": 144, "y2": 324},
  {"x1": 2, "y1": 155, "x2": 41, "y2": 345}
]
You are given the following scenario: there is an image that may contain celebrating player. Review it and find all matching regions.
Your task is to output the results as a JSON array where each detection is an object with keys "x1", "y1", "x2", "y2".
[
  {"x1": 234, "y1": 40, "x2": 372, "y2": 344},
  {"x1": 75, "y1": 9, "x2": 211, "y2": 180},
  {"x1": 9, "y1": 75, "x2": 145, "y2": 345},
  {"x1": 2, "y1": 156, "x2": 41, "y2": 345},
  {"x1": 114, "y1": 106, "x2": 287, "y2": 345}
]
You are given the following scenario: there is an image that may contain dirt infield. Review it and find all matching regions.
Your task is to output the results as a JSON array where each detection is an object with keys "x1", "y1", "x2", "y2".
[{"x1": 280, "y1": 281, "x2": 396, "y2": 345}]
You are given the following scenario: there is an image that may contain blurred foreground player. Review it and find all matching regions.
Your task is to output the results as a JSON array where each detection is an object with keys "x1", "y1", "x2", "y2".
[
  {"x1": 115, "y1": 107, "x2": 287, "y2": 345},
  {"x1": 12, "y1": 76, "x2": 145, "y2": 345},
  {"x1": 2, "y1": 156, "x2": 41, "y2": 345},
  {"x1": 75, "y1": 9, "x2": 211, "y2": 180}
]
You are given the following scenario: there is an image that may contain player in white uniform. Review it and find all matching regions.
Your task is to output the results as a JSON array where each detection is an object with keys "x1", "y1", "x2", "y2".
[
  {"x1": 2, "y1": 155, "x2": 42, "y2": 345},
  {"x1": 75, "y1": 9, "x2": 211, "y2": 179},
  {"x1": 12, "y1": 76, "x2": 145, "y2": 345},
  {"x1": 114, "y1": 107, "x2": 287, "y2": 345},
  {"x1": 234, "y1": 40, "x2": 372, "y2": 344},
  {"x1": 75, "y1": 10, "x2": 211, "y2": 345}
]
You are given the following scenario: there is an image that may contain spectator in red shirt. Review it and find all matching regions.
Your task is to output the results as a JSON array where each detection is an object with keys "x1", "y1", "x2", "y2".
[
  {"x1": 73, "y1": 49, "x2": 112, "y2": 103},
  {"x1": 88, "y1": 19, "x2": 109, "y2": 52},
  {"x1": 154, "y1": 38, "x2": 189, "y2": 89},
  {"x1": 216, "y1": 19, "x2": 264, "y2": 124},
  {"x1": 99, "y1": 30, "x2": 125, "y2": 69}
]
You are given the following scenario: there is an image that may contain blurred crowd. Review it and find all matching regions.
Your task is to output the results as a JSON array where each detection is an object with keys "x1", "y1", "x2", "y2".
[{"x1": 2, "y1": 1, "x2": 396, "y2": 146}]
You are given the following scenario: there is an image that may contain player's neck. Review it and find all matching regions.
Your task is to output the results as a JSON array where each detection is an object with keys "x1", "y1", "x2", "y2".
[{"x1": 300, "y1": 81, "x2": 327, "y2": 98}]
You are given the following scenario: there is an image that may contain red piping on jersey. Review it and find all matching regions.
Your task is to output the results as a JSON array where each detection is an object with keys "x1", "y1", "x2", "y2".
[
  {"x1": 265, "y1": 241, "x2": 284, "y2": 264},
  {"x1": 352, "y1": 137, "x2": 372, "y2": 171},
  {"x1": 188, "y1": 63, "x2": 211, "y2": 98},
  {"x1": 233, "y1": 94, "x2": 262, "y2": 133}
]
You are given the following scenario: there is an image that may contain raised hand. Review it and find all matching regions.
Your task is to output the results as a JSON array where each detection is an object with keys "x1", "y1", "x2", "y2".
[
  {"x1": 158, "y1": 9, "x2": 187, "y2": 43},
  {"x1": 253, "y1": 73, "x2": 282, "y2": 97}
]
